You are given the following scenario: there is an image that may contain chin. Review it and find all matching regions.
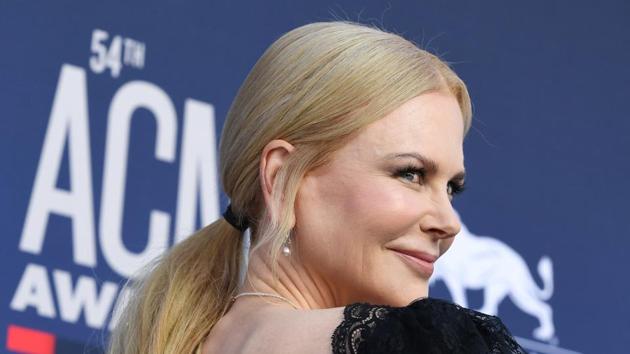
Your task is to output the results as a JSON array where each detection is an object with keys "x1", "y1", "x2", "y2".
[
  {"x1": 390, "y1": 262, "x2": 430, "y2": 299},
  {"x1": 382, "y1": 284, "x2": 428, "y2": 307}
]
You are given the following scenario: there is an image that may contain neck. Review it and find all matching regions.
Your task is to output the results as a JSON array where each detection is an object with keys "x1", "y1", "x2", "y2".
[{"x1": 238, "y1": 245, "x2": 339, "y2": 310}]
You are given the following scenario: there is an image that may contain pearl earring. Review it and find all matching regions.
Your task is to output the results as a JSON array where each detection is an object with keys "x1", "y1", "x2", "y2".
[{"x1": 282, "y1": 235, "x2": 292, "y2": 256}]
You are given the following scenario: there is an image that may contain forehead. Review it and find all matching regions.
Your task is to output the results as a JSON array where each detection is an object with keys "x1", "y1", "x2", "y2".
[{"x1": 343, "y1": 91, "x2": 465, "y2": 172}]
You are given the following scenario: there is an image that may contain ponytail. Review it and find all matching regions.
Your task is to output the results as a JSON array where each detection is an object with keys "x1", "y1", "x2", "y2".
[{"x1": 107, "y1": 219, "x2": 243, "y2": 354}]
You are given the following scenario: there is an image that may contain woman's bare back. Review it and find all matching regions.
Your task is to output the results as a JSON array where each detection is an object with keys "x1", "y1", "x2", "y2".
[{"x1": 202, "y1": 301, "x2": 345, "y2": 354}]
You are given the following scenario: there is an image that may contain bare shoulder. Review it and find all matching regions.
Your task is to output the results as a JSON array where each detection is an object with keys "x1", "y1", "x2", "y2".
[{"x1": 202, "y1": 305, "x2": 346, "y2": 354}]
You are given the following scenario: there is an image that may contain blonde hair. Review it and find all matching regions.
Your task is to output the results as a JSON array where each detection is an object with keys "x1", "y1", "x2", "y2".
[{"x1": 108, "y1": 21, "x2": 472, "y2": 354}]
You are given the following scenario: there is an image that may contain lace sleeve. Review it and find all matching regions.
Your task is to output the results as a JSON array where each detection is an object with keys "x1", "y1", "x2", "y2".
[
  {"x1": 331, "y1": 302, "x2": 394, "y2": 354},
  {"x1": 331, "y1": 297, "x2": 527, "y2": 354}
]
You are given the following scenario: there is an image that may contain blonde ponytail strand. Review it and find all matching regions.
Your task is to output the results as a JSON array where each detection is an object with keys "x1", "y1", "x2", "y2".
[{"x1": 108, "y1": 219, "x2": 243, "y2": 354}]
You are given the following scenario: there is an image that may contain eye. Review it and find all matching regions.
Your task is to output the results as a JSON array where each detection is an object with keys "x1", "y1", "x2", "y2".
[
  {"x1": 395, "y1": 164, "x2": 426, "y2": 184},
  {"x1": 396, "y1": 164, "x2": 467, "y2": 200},
  {"x1": 447, "y1": 181, "x2": 467, "y2": 200}
]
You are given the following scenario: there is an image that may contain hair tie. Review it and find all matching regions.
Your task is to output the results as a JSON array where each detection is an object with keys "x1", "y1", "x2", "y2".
[{"x1": 223, "y1": 203, "x2": 249, "y2": 232}]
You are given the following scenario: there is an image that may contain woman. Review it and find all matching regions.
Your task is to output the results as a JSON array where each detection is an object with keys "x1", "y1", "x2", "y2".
[{"x1": 108, "y1": 21, "x2": 526, "y2": 353}]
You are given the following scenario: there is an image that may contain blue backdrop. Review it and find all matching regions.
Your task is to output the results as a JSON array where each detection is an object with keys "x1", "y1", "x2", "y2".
[{"x1": 2, "y1": 1, "x2": 628, "y2": 353}]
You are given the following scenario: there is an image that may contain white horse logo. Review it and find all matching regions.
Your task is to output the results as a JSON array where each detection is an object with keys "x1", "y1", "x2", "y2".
[{"x1": 430, "y1": 213, "x2": 556, "y2": 343}]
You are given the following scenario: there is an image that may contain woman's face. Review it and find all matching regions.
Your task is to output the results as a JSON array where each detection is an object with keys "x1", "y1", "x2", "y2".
[{"x1": 294, "y1": 90, "x2": 466, "y2": 307}]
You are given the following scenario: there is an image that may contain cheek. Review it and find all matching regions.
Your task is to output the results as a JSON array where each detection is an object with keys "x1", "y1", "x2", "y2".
[
  {"x1": 344, "y1": 181, "x2": 419, "y2": 236},
  {"x1": 295, "y1": 174, "x2": 428, "y2": 302},
  {"x1": 298, "y1": 172, "x2": 420, "y2": 251}
]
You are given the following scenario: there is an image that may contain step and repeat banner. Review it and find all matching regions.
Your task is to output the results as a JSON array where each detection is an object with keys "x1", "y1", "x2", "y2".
[{"x1": 1, "y1": 1, "x2": 628, "y2": 353}]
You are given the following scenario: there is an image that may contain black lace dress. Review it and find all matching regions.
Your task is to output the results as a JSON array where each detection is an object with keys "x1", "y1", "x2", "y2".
[{"x1": 331, "y1": 297, "x2": 527, "y2": 354}]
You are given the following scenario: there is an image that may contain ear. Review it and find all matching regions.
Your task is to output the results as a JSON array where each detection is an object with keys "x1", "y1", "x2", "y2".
[{"x1": 259, "y1": 139, "x2": 295, "y2": 219}]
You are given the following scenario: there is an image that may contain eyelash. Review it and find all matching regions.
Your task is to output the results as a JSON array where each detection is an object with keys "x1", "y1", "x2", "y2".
[{"x1": 395, "y1": 164, "x2": 467, "y2": 198}]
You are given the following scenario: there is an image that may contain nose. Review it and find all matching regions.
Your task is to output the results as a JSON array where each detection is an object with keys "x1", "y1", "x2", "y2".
[{"x1": 420, "y1": 195, "x2": 462, "y2": 240}]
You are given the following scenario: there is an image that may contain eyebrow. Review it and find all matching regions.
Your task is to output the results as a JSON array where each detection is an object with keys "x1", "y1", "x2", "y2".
[{"x1": 383, "y1": 152, "x2": 466, "y2": 182}]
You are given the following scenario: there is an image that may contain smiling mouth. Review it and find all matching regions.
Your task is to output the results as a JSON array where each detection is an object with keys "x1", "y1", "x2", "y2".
[{"x1": 391, "y1": 249, "x2": 435, "y2": 277}]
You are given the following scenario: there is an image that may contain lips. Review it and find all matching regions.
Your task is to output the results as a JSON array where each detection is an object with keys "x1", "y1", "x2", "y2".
[
  {"x1": 390, "y1": 249, "x2": 438, "y2": 263},
  {"x1": 390, "y1": 248, "x2": 437, "y2": 277}
]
